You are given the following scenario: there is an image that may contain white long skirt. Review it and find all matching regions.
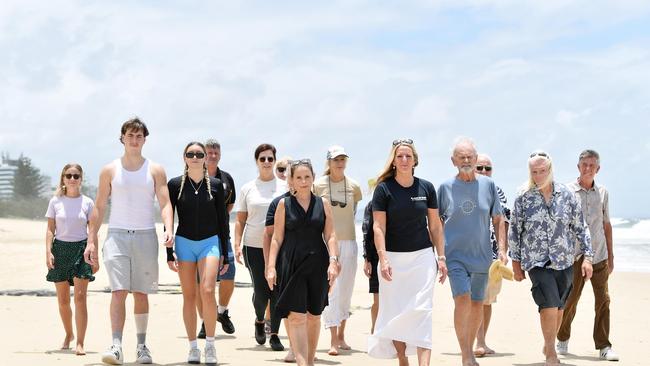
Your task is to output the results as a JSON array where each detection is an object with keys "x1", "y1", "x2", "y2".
[
  {"x1": 322, "y1": 240, "x2": 358, "y2": 328},
  {"x1": 368, "y1": 247, "x2": 437, "y2": 359}
]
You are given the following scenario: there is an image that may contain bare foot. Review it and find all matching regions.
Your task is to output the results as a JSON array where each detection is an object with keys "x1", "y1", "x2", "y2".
[
  {"x1": 61, "y1": 334, "x2": 74, "y2": 350},
  {"x1": 75, "y1": 343, "x2": 85, "y2": 356},
  {"x1": 484, "y1": 346, "x2": 495, "y2": 355},
  {"x1": 327, "y1": 345, "x2": 339, "y2": 356},
  {"x1": 337, "y1": 340, "x2": 351, "y2": 350},
  {"x1": 284, "y1": 349, "x2": 295, "y2": 363},
  {"x1": 474, "y1": 346, "x2": 486, "y2": 358},
  {"x1": 544, "y1": 358, "x2": 560, "y2": 366}
]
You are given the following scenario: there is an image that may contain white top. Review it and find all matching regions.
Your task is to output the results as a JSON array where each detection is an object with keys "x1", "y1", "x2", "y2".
[
  {"x1": 234, "y1": 178, "x2": 287, "y2": 248},
  {"x1": 45, "y1": 195, "x2": 94, "y2": 242},
  {"x1": 108, "y1": 158, "x2": 156, "y2": 230}
]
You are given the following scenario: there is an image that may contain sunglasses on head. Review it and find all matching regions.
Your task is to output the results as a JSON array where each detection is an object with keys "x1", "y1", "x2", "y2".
[
  {"x1": 530, "y1": 152, "x2": 549, "y2": 159},
  {"x1": 476, "y1": 165, "x2": 492, "y2": 172},
  {"x1": 64, "y1": 174, "x2": 81, "y2": 180},
  {"x1": 259, "y1": 156, "x2": 275, "y2": 163},
  {"x1": 276, "y1": 166, "x2": 287, "y2": 173},
  {"x1": 290, "y1": 158, "x2": 312, "y2": 166},
  {"x1": 185, "y1": 152, "x2": 205, "y2": 159},
  {"x1": 392, "y1": 138, "x2": 414, "y2": 146}
]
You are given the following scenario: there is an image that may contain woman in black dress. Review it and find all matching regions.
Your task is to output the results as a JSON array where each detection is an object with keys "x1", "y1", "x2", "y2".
[{"x1": 266, "y1": 159, "x2": 339, "y2": 366}]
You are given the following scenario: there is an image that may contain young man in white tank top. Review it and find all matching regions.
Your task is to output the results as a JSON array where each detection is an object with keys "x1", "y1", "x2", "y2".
[{"x1": 84, "y1": 118, "x2": 173, "y2": 365}]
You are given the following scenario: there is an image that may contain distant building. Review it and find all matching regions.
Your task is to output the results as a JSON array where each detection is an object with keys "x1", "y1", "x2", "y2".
[{"x1": 0, "y1": 162, "x2": 17, "y2": 199}]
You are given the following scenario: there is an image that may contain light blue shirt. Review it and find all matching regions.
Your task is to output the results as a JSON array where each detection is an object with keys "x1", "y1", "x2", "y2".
[{"x1": 438, "y1": 175, "x2": 503, "y2": 273}]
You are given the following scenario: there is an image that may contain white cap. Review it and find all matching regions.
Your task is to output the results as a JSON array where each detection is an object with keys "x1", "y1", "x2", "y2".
[{"x1": 326, "y1": 145, "x2": 348, "y2": 160}]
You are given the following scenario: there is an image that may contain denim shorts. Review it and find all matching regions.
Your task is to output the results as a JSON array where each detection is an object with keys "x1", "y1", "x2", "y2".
[
  {"x1": 447, "y1": 261, "x2": 488, "y2": 301},
  {"x1": 217, "y1": 240, "x2": 236, "y2": 281}
]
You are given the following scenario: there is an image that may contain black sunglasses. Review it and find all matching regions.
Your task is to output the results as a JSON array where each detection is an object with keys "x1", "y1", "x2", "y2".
[
  {"x1": 392, "y1": 138, "x2": 414, "y2": 146},
  {"x1": 185, "y1": 152, "x2": 205, "y2": 159},
  {"x1": 259, "y1": 156, "x2": 275, "y2": 163},
  {"x1": 530, "y1": 152, "x2": 549, "y2": 159},
  {"x1": 64, "y1": 174, "x2": 81, "y2": 180},
  {"x1": 276, "y1": 166, "x2": 287, "y2": 173},
  {"x1": 476, "y1": 165, "x2": 492, "y2": 172}
]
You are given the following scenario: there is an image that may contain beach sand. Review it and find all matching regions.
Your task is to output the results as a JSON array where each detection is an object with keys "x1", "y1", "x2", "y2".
[{"x1": 0, "y1": 218, "x2": 647, "y2": 365}]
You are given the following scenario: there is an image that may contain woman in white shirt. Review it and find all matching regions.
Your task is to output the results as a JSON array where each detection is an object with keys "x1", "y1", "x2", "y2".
[
  {"x1": 45, "y1": 163, "x2": 97, "y2": 355},
  {"x1": 234, "y1": 143, "x2": 287, "y2": 351}
]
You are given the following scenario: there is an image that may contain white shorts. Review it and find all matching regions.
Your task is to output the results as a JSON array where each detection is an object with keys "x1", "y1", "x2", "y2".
[
  {"x1": 103, "y1": 228, "x2": 159, "y2": 294},
  {"x1": 322, "y1": 240, "x2": 358, "y2": 328}
]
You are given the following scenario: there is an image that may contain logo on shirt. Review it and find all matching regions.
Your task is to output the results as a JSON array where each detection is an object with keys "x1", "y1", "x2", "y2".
[
  {"x1": 411, "y1": 196, "x2": 427, "y2": 202},
  {"x1": 460, "y1": 199, "x2": 476, "y2": 215}
]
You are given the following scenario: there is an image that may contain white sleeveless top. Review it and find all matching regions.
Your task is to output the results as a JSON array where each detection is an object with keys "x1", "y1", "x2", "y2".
[{"x1": 108, "y1": 158, "x2": 156, "y2": 230}]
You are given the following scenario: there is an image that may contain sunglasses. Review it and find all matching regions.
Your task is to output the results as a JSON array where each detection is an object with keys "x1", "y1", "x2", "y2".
[
  {"x1": 276, "y1": 166, "x2": 287, "y2": 173},
  {"x1": 185, "y1": 152, "x2": 205, "y2": 159},
  {"x1": 476, "y1": 165, "x2": 492, "y2": 172},
  {"x1": 64, "y1": 174, "x2": 81, "y2": 180},
  {"x1": 259, "y1": 156, "x2": 275, "y2": 163},
  {"x1": 392, "y1": 138, "x2": 414, "y2": 146},
  {"x1": 290, "y1": 158, "x2": 312, "y2": 166},
  {"x1": 530, "y1": 152, "x2": 549, "y2": 159}
]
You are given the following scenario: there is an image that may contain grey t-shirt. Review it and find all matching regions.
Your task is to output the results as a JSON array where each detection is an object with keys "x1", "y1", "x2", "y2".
[{"x1": 438, "y1": 175, "x2": 502, "y2": 273}]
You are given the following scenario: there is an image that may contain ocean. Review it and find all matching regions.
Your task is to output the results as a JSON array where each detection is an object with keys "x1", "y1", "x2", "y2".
[{"x1": 352, "y1": 218, "x2": 650, "y2": 273}]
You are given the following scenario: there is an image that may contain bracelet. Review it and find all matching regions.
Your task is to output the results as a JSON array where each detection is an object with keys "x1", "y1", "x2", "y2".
[{"x1": 437, "y1": 255, "x2": 446, "y2": 261}]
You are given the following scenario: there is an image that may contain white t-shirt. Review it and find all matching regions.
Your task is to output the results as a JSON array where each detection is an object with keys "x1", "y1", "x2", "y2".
[
  {"x1": 45, "y1": 195, "x2": 94, "y2": 242},
  {"x1": 234, "y1": 178, "x2": 287, "y2": 248}
]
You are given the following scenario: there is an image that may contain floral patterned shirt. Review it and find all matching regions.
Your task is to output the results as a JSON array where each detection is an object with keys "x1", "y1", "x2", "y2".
[{"x1": 509, "y1": 182, "x2": 593, "y2": 271}]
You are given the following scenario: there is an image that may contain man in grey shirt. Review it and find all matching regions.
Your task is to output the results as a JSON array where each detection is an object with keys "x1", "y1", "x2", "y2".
[{"x1": 557, "y1": 149, "x2": 619, "y2": 361}]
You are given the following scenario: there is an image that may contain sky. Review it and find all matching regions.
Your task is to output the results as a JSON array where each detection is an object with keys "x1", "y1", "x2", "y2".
[{"x1": 1, "y1": 0, "x2": 649, "y2": 217}]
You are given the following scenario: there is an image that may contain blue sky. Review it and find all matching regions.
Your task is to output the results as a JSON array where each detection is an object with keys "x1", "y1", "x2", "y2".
[{"x1": 1, "y1": 0, "x2": 649, "y2": 217}]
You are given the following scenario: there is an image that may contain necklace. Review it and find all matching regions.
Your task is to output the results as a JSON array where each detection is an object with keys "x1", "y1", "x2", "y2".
[{"x1": 188, "y1": 178, "x2": 203, "y2": 195}]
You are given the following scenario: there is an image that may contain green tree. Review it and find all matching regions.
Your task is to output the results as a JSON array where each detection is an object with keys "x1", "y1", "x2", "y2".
[{"x1": 12, "y1": 154, "x2": 46, "y2": 199}]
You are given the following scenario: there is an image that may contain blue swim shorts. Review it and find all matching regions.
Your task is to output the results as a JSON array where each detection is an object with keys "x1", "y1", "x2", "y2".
[
  {"x1": 447, "y1": 261, "x2": 488, "y2": 302},
  {"x1": 175, "y1": 235, "x2": 221, "y2": 262}
]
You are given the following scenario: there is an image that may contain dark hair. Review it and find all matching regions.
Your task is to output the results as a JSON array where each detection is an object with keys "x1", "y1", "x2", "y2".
[
  {"x1": 578, "y1": 149, "x2": 600, "y2": 163},
  {"x1": 205, "y1": 139, "x2": 221, "y2": 150},
  {"x1": 254, "y1": 143, "x2": 277, "y2": 160},
  {"x1": 289, "y1": 159, "x2": 315, "y2": 177},
  {"x1": 119, "y1": 117, "x2": 149, "y2": 144}
]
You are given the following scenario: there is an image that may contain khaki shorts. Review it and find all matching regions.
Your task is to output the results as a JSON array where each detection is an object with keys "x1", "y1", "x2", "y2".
[{"x1": 103, "y1": 228, "x2": 159, "y2": 294}]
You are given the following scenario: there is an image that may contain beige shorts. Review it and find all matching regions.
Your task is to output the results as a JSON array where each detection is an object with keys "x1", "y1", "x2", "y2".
[{"x1": 103, "y1": 228, "x2": 159, "y2": 294}]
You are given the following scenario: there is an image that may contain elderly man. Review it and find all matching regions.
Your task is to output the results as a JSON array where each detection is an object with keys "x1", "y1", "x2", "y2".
[
  {"x1": 510, "y1": 151, "x2": 593, "y2": 366},
  {"x1": 438, "y1": 138, "x2": 505, "y2": 366},
  {"x1": 473, "y1": 154, "x2": 511, "y2": 357},
  {"x1": 557, "y1": 150, "x2": 619, "y2": 361}
]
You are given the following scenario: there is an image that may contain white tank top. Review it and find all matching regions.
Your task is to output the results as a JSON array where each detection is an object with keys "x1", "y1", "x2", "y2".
[{"x1": 108, "y1": 158, "x2": 156, "y2": 230}]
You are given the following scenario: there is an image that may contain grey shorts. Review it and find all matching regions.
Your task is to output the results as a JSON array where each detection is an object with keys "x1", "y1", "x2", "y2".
[{"x1": 103, "y1": 228, "x2": 159, "y2": 294}]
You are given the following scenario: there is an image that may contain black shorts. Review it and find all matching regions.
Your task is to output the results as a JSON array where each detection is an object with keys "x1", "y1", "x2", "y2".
[
  {"x1": 528, "y1": 265, "x2": 573, "y2": 312},
  {"x1": 368, "y1": 257, "x2": 379, "y2": 294}
]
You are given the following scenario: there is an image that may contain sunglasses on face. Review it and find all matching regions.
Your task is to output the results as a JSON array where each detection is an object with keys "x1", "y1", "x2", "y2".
[
  {"x1": 530, "y1": 152, "x2": 549, "y2": 159},
  {"x1": 185, "y1": 152, "x2": 205, "y2": 159},
  {"x1": 276, "y1": 166, "x2": 287, "y2": 173},
  {"x1": 392, "y1": 138, "x2": 414, "y2": 146},
  {"x1": 64, "y1": 174, "x2": 81, "y2": 180},
  {"x1": 259, "y1": 156, "x2": 275, "y2": 163},
  {"x1": 476, "y1": 165, "x2": 492, "y2": 172}
]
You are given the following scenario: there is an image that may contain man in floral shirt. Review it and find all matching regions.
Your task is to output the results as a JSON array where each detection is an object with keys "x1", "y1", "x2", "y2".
[{"x1": 509, "y1": 151, "x2": 593, "y2": 366}]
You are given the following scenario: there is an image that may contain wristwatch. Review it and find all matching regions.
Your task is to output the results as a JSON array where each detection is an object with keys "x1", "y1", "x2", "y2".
[
  {"x1": 437, "y1": 255, "x2": 446, "y2": 261},
  {"x1": 329, "y1": 255, "x2": 339, "y2": 263}
]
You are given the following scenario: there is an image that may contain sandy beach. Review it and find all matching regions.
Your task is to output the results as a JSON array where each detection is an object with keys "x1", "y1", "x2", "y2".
[{"x1": 0, "y1": 218, "x2": 647, "y2": 366}]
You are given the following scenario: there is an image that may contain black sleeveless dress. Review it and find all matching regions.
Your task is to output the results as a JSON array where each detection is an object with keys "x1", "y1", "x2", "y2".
[{"x1": 275, "y1": 194, "x2": 329, "y2": 318}]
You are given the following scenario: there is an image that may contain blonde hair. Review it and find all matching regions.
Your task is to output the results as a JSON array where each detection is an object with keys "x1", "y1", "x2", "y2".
[
  {"x1": 178, "y1": 142, "x2": 212, "y2": 200},
  {"x1": 522, "y1": 151, "x2": 554, "y2": 192},
  {"x1": 55, "y1": 163, "x2": 83, "y2": 197},
  {"x1": 376, "y1": 142, "x2": 419, "y2": 184},
  {"x1": 322, "y1": 156, "x2": 348, "y2": 176}
]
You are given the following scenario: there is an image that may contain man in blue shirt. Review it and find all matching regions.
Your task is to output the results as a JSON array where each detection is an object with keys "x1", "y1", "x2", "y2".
[{"x1": 438, "y1": 137, "x2": 505, "y2": 366}]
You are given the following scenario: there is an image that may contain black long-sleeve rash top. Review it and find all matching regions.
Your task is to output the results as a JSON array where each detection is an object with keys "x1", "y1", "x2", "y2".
[{"x1": 167, "y1": 175, "x2": 230, "y2": 264}]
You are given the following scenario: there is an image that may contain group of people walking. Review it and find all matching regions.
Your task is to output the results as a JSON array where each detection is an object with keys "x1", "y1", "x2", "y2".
[{"x1": 44, "y1": 117, "x2": 618, "y2": 366}]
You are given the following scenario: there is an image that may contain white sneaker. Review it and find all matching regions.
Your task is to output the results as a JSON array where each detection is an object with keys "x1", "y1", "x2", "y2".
[
  {"x1": 101, "y1": 344, "x2": 123, "y2": 365},
  {"x1": 135, "y1": 344, "x2": 152, "y2": 364},
  {"x1": 188, "y1": 348, "x2": 201, "y2": 364},
  {"x1": 556, "y1": 340, "x2": 569, "y2": 355},
  {"x1": 599, "y1": 346, "x2": 620, "y2": 361},
  {"x1": 205, "y1": 344, "x2": 218, "y2": 365}
]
